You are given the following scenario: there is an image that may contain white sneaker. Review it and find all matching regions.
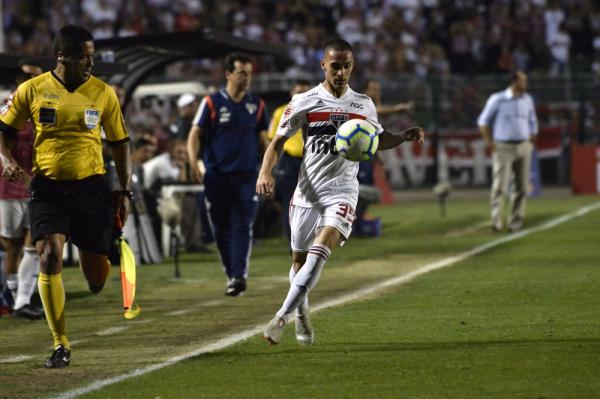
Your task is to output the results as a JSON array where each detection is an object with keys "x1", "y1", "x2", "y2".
[
  {"x1": 263, "y1": 316, "x2": 287, "y2": 345},
  {"x1": 295, "y1": 303, "x2": 315, "y2": 345}
]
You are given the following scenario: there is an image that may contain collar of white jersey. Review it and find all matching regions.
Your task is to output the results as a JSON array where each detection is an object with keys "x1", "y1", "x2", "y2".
[{"x1": 318, "y1": 82, "x2": 354, "y2": 101}]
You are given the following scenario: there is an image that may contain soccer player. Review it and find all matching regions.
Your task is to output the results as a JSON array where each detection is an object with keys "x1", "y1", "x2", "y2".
[
  {"x1": 256, "y1": 39, "x2": 424, "y2": 345},
  {"x1": 0, "y1": 25, "x2": 132, "y2": 368},
  {"x1": 0, "y1": 60, "x2": 44, "y2": 320},
  {"x1": 267, "y1": 79, "x2": 311, "y2": 241},
  {"x1": 187, "y1": 52, "x2": 269, "y2": 297}
]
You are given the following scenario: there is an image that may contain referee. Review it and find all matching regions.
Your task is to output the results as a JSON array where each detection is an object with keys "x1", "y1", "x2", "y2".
[{"x1": 0, "y1": 25, "x2": 132, "y2": 368}]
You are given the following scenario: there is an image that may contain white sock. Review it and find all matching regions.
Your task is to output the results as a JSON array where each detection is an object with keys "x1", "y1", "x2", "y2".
[
  {"x1": 6, "y1": 273, "x2": 18, "y2": 303},
  {"x1": 276, "y1": 244, "x2": 330, "y2": 318},
  {"x1": 14, "y1": 248, "x2": 39, "y2": 310},
  {"x1": 289, "y1": 265, "x2": 308, "y2": 315}
]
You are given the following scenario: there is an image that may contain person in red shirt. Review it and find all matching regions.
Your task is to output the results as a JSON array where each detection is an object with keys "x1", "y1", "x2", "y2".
[{"x1": 0, "y1": 60, "x2": 44, "y2": 319}]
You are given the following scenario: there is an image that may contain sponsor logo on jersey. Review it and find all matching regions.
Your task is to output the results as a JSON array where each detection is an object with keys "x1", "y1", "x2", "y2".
[
  {"x1": 245, "y1": 103, "x2": 257, "y2": 114},
  {"x1": 354, "y1": 94, "x2": 370, "y2": 100},
  {"x1": 315, "y1": 100, "x2": 325, "y2": 106},
  {"x1": 219, "y1": 106, "x2": 231, "y2": 123},
  {"x1": 350, "y1": 102, "x2": 363, "y2": 110},
  {"x1": 43, "y1": 94, "x2": 59, "y2": 100},
  {"x1": 307, "y1": 91, "x2": 319, "y2": 97},
  {"x1": 84, "y1": 109, "x2": 99, "y2": 129}
]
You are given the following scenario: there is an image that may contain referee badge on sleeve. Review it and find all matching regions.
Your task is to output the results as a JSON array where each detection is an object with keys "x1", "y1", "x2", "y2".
[{"x1": 84, "y1": 109, "x2": 100, "y2": 129}]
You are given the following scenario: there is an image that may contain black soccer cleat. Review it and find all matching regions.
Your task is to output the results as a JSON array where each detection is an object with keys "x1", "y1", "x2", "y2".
[
  {"x1": 45, "y1": 345, "x2": 71, "y2": 369},
  {"x1": 13, "y1": 304, "x2": 45, "y2": 320},
  {"x1": 225, "y1": 277, "x2": 247, "y2": 297}
]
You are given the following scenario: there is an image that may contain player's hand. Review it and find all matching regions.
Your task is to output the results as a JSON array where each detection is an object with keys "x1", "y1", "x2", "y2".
[
  {"x1": 256, "y1": 173, "x2": 275, "y2": 197},
  {"x1": 190, "y1": 163, "x2": 204, "y2": 184},
  {"x1": 2, "y1": 162, "x2": 25, "y2": 182},
  {"x1": 402, "y1": 127, "x2": 424, "y2": 144}
]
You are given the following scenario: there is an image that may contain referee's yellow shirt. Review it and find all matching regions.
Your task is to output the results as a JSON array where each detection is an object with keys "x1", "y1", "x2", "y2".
[
  {"x1": 0, "y1": 72, "x2": 128, "y2": 180},
  {"x1": 268, "y1": 103, "x2": 303, "y2": 158}
]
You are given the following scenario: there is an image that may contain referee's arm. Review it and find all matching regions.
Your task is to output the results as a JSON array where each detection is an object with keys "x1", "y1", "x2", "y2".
[{"x1": 109, "y1": 138, "x2": 132, "y2": 224}]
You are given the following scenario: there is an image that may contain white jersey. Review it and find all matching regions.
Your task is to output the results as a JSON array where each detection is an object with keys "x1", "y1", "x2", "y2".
[{"x1": 275, "y1": 83, "x2": 383, "y2": 208}]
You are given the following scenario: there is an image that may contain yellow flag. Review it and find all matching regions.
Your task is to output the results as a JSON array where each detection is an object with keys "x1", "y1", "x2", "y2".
[{"x1": 120, "y1": 238, "x2": 141, "y2": 319}]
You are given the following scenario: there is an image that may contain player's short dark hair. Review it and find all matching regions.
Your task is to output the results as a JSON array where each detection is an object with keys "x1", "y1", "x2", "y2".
[
  {"x1": 323, "y1": 38, "x2": 353, "y2": 54},
  {"x1": 54, "y1": 25, "x2": 94, "y2": 57},
  {"x1": 224, "y1": 52, "x2": 252, "y2": 73}
]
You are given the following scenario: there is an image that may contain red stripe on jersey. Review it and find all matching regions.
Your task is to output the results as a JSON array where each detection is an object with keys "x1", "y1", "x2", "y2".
[{"x1": 307, "y1": 112, "x2": 366, "y2": 123}]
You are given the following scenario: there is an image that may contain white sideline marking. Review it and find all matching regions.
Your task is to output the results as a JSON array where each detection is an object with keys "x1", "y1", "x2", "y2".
[
  {"x1": 166, "y1": 309, "x2": 193, "y2": 316},
  {"x1": 0, "y1": 355, "x2": 33, "y2": 364},
  {"x1": 52, "y1": 202, "x2": 600, "y2": 399},
  {"x1": 197, "y1": 299, "x2": 224, "y2": 307},
  {"x1": 95, "y1": 326, "x2": 129, "y2": 336}
]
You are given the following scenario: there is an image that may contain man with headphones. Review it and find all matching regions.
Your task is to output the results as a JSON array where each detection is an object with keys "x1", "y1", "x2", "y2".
[{"x1": 0, "y1": 25, "x2": 132, "y2": 368}]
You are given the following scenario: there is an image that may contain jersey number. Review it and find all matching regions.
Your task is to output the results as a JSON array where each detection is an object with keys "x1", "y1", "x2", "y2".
[
  {"x1": 336, "y1": 203, "x2": 356, "y2": 224},
  {"x1": 310, "y1": 136, "x2": 338, "y2": 155}
]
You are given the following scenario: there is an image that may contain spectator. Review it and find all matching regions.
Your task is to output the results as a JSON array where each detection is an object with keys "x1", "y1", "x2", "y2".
[{"x1": 171, "y1": 93, "x2": 198, "y2": 140}]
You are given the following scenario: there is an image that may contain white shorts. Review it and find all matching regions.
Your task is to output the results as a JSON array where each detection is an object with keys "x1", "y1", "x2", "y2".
[
  {"x1": 0, "y1": 199, "x2": 30, "y2": 238},
  {"x1": 289, "y1": 203, "x2": 356, "y2": 252}
]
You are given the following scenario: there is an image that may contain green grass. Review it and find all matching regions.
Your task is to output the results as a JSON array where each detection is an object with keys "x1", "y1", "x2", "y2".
[{"x1": 1, "y1": 193, "x2": 598, "y2": 399}]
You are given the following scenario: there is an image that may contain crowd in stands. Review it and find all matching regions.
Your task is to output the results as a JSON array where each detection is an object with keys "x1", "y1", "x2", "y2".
[{"x1": 3, "y1": 0, "x2": 600, "y2": 80}]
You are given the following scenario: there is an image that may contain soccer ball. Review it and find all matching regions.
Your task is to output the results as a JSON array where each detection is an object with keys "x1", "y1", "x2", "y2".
[{"x1": 335, "y1": 119, "x2": 379, "y2": 162}]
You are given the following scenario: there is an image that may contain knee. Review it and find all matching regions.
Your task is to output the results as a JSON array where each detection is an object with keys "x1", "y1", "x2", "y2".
[{"x1": 38, "y1": 238, "x2": 62, "y2": 273}]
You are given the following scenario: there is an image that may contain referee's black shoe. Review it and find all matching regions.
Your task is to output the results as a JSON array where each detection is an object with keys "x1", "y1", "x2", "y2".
[
  {"x1": 45, "y1": 345, "x2": 71, "y2": 368},
  {"x1": 13, "y1": 304, "x2": 45, "y2": 320},
  {"x1": 225, "y1": 278, "x2": 247, "y2": 297}
]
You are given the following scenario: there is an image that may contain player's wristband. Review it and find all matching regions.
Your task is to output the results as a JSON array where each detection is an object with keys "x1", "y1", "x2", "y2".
[{"x1": 118, "y1": 189, "x2": 134, "y2": 200}]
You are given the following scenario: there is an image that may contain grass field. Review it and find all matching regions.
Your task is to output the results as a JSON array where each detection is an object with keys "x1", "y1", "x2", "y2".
[{"x1": 1, "y1": 191, "x2": 599, "y2": 399}]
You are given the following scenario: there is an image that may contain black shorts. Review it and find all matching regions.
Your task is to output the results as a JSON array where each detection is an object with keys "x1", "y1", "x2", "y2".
[{"x1": 29, "y1": 174, "x2": 114, "y2": 255}]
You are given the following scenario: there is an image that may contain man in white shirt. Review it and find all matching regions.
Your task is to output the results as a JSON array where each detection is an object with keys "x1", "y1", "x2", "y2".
[
  {"x1": 256, "y1": 38, "x2": 424, "y2": 345},
  {"x1": 477, "y1": 70, "x2": 538, "y2": 233}
]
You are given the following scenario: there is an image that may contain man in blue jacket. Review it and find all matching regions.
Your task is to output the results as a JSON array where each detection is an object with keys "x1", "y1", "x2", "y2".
[{"x1": 187, "y1": 53, "x2": 269, "y2": 296}]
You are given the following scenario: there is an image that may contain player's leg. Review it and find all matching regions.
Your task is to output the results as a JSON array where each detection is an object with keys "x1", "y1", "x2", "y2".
[
  {"x1": 228, "y1": 173, "x2": 259, "y2": 296},
  {"x1": 0, "y1": 199, "x2": 25, "y2": 305},
  {"x1": 508, "y1": 141, "x2": 532, "y2": 232},
  {"x1": 204, "y1": 172, "x2": 234, "y2": 283},
  {"x1": 13, "y1": 230, "x2": 43, "y2": 319},
  {"x1": 0, "y1": 236, "x2": 23, "y2": 306},
  {"x1": 490, "y1": 143, "x2": 513, "y2": 231}
]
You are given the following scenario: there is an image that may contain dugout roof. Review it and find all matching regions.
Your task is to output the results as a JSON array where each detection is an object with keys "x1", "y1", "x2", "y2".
[{"x1": 95, "y1": 29, "x2": 289, "y2": 107}]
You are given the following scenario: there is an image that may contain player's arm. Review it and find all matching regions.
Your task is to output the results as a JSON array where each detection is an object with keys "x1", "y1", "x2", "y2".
[
  {"x1": 378, "y1": 127, "x2": 424, "y2": 150},
  {"x1": 256, "y1": 134, "x2": 287, "y2": 197},
  {"x1": 187, "y1": 124, "x2": 203, "y2": 183},
  {"x1": 0, "y1": 87, "x2": 30, "y2": 184}
]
